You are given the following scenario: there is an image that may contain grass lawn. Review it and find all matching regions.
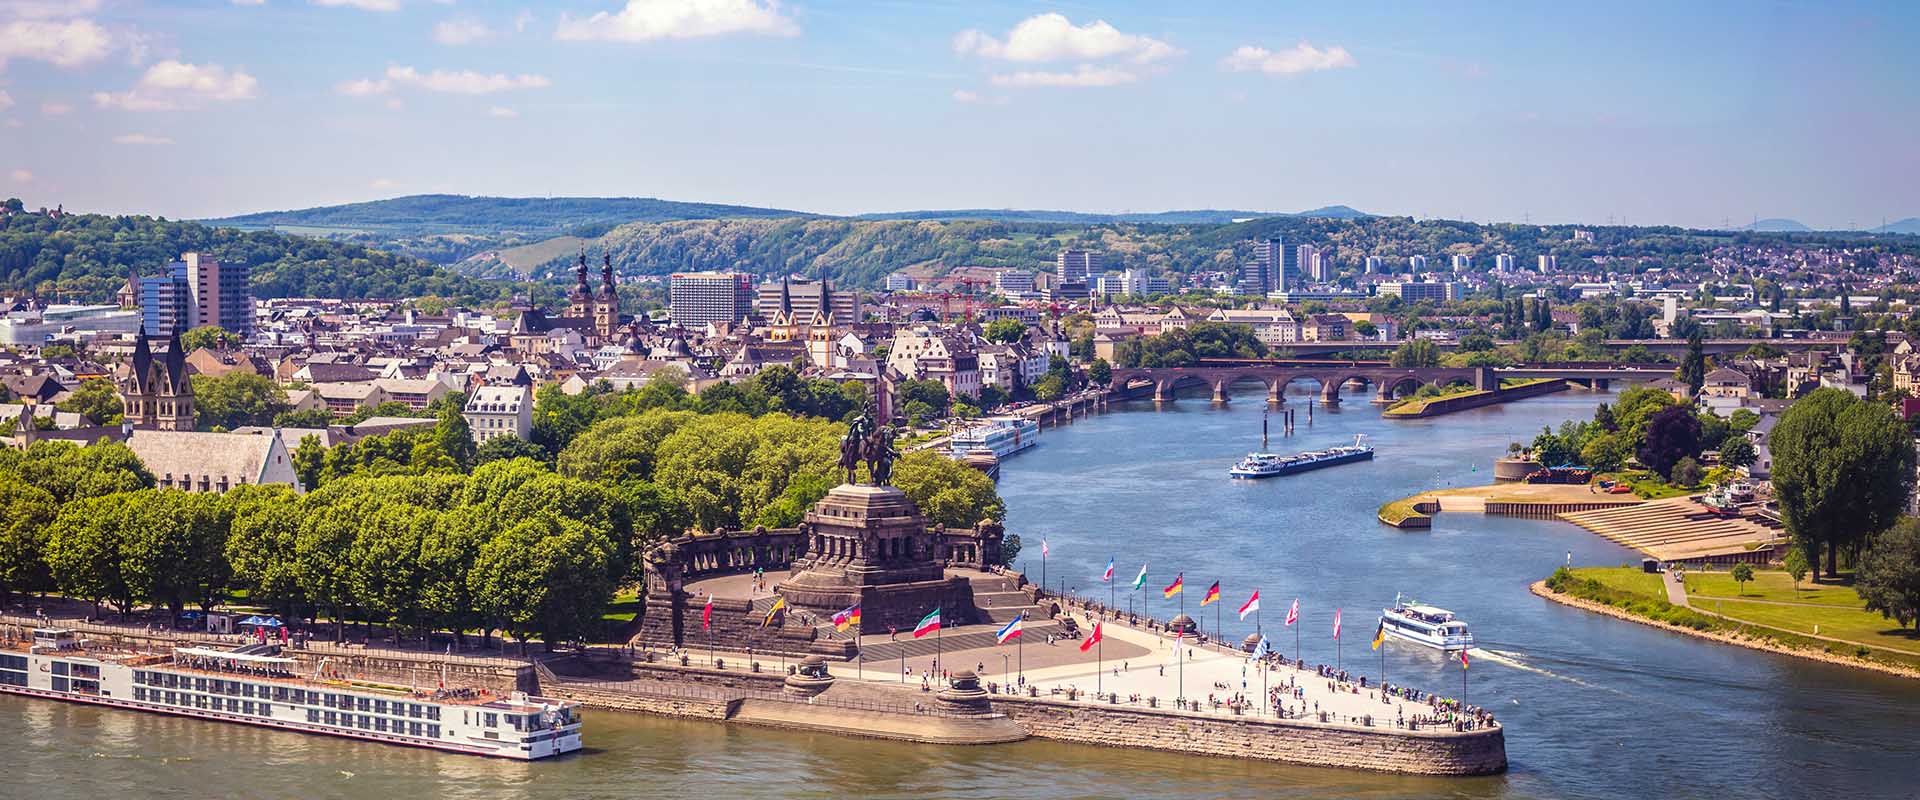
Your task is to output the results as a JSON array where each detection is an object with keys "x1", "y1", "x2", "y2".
[
  {"x1": 1377, "y1": 496, "x2": 1429, "y2": 525},
  {"x1": 1683, "y1": 570, "x2": 1861, "y2": 606},
  {"x1": 1700, "y1": 598, "x2": 1920, "y2": 655},
  {"x1": 602, "y1": 588, "x2": 642, "y2": 625},
  {"x1": 1573, "y1": 566, "x2": 1668, "y2": 598}
]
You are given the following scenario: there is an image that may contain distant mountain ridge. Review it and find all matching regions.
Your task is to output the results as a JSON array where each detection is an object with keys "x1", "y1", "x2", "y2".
[
  {"x1": 1740, "y1": 218, "x2": 1812, "y2": 233},
  {"x1": 1872, "y1": 218, "x2": 1920, "y2": 235},
  {"x1": 855, "y1": 204, "x2": 1371, "y2": 224}
]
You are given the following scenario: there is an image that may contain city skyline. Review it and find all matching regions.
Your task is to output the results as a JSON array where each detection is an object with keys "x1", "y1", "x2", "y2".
[{"x1": 2, "y1": 1, "x2": 1917, "y2": 229}]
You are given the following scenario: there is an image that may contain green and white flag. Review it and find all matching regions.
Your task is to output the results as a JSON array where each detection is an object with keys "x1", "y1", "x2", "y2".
[{"x1": 1130, "y1": 562, "x2": 1149, "y2": 590}]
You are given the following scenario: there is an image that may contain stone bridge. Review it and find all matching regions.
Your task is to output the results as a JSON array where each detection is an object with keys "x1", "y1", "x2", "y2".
[{"x1": 1110, "y1": 365, "x2": 1498, "y2": 404}]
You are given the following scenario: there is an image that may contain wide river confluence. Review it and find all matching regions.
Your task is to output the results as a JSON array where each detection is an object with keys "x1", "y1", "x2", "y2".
[{"x1": 5, "y1": 387, "x2": 1918, "y2": 799}]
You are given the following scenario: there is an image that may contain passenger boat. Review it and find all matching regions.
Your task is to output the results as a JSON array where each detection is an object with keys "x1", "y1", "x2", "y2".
[
  {"x1": 1377, "y1": 598, "x2": 1474, "y2": 651},
  {"x1": 1228, "y1": 434, "x2": 1373, "y2": 479},
  {"x1": 0, "y1": 627, "x2": 582, "y2": 759},
  {"x1": 949, "y1": 417, "x2": 1039, "y2": 459}
]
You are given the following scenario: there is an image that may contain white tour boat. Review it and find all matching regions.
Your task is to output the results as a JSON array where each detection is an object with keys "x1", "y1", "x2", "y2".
[
  {"x1": 949, "y1": 417, "x2": 1040, "y2": 459},
  {"x1": 1377, "y1": 598, "x2": 1475, "y2": 651},
  {"x1": 0, "y1": 627, "x2": 582, "y2": 760}
]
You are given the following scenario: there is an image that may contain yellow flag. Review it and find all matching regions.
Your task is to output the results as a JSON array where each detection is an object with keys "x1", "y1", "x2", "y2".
[
  {"x1": 761, "y1": 597, "x2": 786, "y2": 627},
  {"x1": 1370, "y1": 619, "x2": 1386, "y2": 651}
]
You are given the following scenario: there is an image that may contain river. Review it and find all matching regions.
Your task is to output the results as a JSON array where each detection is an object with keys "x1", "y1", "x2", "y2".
[{"x1": 5, "y1": 386, "x2": 1918, "y2": 799}]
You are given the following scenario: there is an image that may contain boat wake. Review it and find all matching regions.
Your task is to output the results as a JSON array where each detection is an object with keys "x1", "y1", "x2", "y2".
[{"x1": 1466, "y1": 647, "x2": 1614, "y2": 693}]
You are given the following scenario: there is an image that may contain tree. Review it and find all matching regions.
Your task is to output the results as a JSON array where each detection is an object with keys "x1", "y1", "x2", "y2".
[
  {"x1": 1855, "y1": 519, "x2": 1920, "y2": 629},
  {"x1": 1354, "y1": 320, "x2": 1378, "y2": 338},
  {"x1": 292, "y1": 434, "x2": 326, "y2": 491},
  {"x1": 1783, "y1": 547, "x2": 1809, "y2": 591},
  {"x1": 474, "y1": 435, "x2": 551, "y2": 467},
  {"x1": 1592, "y1": 402, "x2": 1617, "y2": 433},
  {"x1": 1670, "y1": 456, "x2": 1705, "y2": 486},
  {"x1": 890, "y1": 450, "x2": 1005, "y2": 529},
  {"x1": 1637, "y1": 406, "x2": 1702, "y2": 480},
  {"x1": 1088, "y1": 358, "x2": 1112, "y2": 387},
  {"x1": 1677, "y1": 329, "x2": 1707, "y2": 395},
  {"x1": 1728, "y1": 408, "x2": 1761, "y2": 433},
  {"x1": 1390, "y1": 339, "x2": 1441, "y2": 368},
  {"x1": 56, "y1": 378, "x2": 123, "y2": 426},
  {"x1": 45, "y1": 494, "x2": 136, "y2": 616},
  {"x1": 180, "y1": 325, "x2": 234, "y2": 352},
  {"x1": 191, "y1": 373, "x2": 290, "y2": 431},
  {"x1": 984, "y1": 318, "x2": 1026, "y2": 344},
  {"x1": 1718, "y1": 436, "x2": 1757, "y2": 470},
  {"x1": 1771, "y1": 387, "x2": 1917, "y2": 578},
  {"x1": 895, "y1": 379, "x2": 951, "y2": 419},
  {"x1": 0, "y1": 473, "x2": 57, "y2": 601},
  {"x1": 433, "y1": 406, "x2": 476, "y2": 470},
  {"x1": 1579, "y1": 432, "x2": 1633, "y2": 473},
  {"x1": 1031, "y1": 374, "x2": 1065, "y2": 402},
  {"x1": 1730, "y1": 563, "x2": 1755, "y2": 596}
]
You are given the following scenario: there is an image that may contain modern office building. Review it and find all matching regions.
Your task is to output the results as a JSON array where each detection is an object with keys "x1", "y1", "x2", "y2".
[
  {"x1": 994, "y1": 269, "x2": 1035, "y2": 295},
  {"x1": 885, "y1": 273, "x2": 916, "y2": 292},
  {"x1": 1248, "y1": 237, "x2": 1296, "y2": 293},
  {"x1": 1055, "y1": 249, "x2": 1103, "y2": 283},
  {"x1": 755, "y1": 276, "x2": 855, "y2": 322},
  {"x1": 138, "y1": 253, "x2": 251, "y2": 338},
  {"x1": 1377, "y1": 279, "x2": 1451, "y2": 304},
  {"x1": 669, "y1": 271, "x2": 756, "y2": 327}
]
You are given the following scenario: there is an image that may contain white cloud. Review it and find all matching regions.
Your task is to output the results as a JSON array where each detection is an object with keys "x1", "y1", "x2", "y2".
[
  {"x1": 0, "y1": 1, "x2": 103, "y2": 19},
  {"x1": 555, "y1": 0, "x2": 798, "y2": 42},
  {"x1": 9, "y1": 169, "x2": 31, "y2": 184},
  {"x1": 370, "y1": 177, "x2": 397, "y2": 189},
  {"x1": 335, "y1": 77, "x2": 390, "y2": 96},
  {"x1": 954, "y1": 13, "x2": 1178, "y2": 64},
  {"x1": 0, "y1": 90, "x2": 11, "y2": 111},
  {"x1": 433, "y1": 17, "x2": 493, "y2": 45},
  {"x1": 0, "y1": 18, "x2": 115, "y2": 68},
  {"x1": 312, "y1": 0, "x2": 400, "y2": 11},
  {"x1": 93, "y1": 60, "x2": 259, "y2": 111},
  {"x1": 486, "y1": 105, "x2": 517, "y2": 118},
  {"x1": 112, "y1": 132, "x2": 173, "y2": 145},
  {"x1": 989, "y1": 64, "x2": 1138, "y2": 89},
  {"x1": 39, "y1": 100, "x2": 71, "y2": 115},
  {"x1": 513, "y1": 9, "x2": 533, "y2": 33},
  {"x1": 1220, "y1": 42, "x2": 1356, "y2": 75}
]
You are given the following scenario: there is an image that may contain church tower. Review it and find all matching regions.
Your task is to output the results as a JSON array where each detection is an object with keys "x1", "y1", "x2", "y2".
[
  {"x1": 594, "y1": 252, "x2": 620, "y2": 338},
  {"x1": 567, "y1": 250, "x2": 593, "y2": 320},
  {"x1": 119, "y1": 333, "x2": 195, "y2": 431}
]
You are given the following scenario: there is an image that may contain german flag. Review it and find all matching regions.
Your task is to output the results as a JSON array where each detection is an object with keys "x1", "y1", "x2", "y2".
[
  {"x1": 1163, "y1": 573, "x2": 1184, "y2": 599},
  {"x1": 1371, "y1": 618, "x2": 1387, "y2": 651},
  {"x1": 1200, "y1": 581, "x2": 1221, "y2": 606}
]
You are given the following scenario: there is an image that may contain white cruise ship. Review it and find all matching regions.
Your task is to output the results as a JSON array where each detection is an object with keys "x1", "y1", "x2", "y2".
[
  {"x1": 949, "y1": 417, "x2": 1040, "y2": 459},
  {"x1": 1377, "y1": 600, "x2": 1475, "y2": 651},
  {"x1": 0, "y1": 628, "x2": 581, "y2": 760}
]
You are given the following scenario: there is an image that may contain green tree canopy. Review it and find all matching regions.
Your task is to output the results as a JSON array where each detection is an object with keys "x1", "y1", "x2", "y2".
[{"x1": 1771, "y1": 387, "x2": 1917, "y2": 577}]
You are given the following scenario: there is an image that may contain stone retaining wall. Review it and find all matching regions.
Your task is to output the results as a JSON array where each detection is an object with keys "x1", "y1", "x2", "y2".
[
  {"x1": 1486, "y1": 500, "x2": 1639, "y2": 518},
  {"x1": 1385, "y1": 379, "x2": 1568, "y2": 419},
  {"x1": 992, "y1": 695, "x2": 1506, "y2": 776}
]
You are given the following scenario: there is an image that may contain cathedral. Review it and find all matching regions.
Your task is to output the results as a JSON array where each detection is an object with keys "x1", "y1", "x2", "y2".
[
  {"x1": 566, "y1": 251, "x2": 622, "y2": 341},
  {"x1": 119, "y1": 333, "x2": 195, "y2": 431}
]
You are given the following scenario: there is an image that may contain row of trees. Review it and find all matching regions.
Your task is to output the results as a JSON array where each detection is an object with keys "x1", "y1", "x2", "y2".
[{"x1": 1525, "y1": 386, "x2": 1758, "y2": 481}]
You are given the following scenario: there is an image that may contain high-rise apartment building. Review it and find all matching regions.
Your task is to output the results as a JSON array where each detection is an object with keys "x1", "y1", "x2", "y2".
[
  {"x1": 1055, "y1": 249, "x2": 1103, "y2": 283},
  {"x1": 1537, "y1": 254, "x2": 1558, "y2": 273},
  {"x1": 1408, "y1": 255, "x2": 1428, "y2": 272},
  {"x1": 1364, "y1": 256, "x2": 1386, "y2": 274},
  {"x1": 669, "y1": 271, "x2": 756, "y2": 327},
  {"x1": 994, "y1": 269, "x2": 1035, "y2": 295},
  {"x1": 1451, "y1": 254, "x2": 1472, "y2": 273},
  {"x1": 138, "y1": 252, "x2": 252, "y2": 338},
  {"x1": 1251, "y1": 237, "x2": 1295, "y2": 293},
  {"x1": 1495, "y1": 253, "x2": 1516, "y2": 271}
]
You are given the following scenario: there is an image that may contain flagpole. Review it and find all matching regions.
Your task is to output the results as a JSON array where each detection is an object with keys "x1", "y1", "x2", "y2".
[
  {"x1": 1096, "y1": 618, "x2": 1103, "y2": 697},
  {"x1": 1177, "y1": 580, "x2": 1185, "y2": 705},
  {"x1": 936, "y1": 612, "x2": 943, "y2": 683}
]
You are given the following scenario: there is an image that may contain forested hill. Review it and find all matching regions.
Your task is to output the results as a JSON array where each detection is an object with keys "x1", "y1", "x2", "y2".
[
  {"x1": 206, "y1": 194, "x2": 813, "y2": 237},
  {"x1": 476, "y1": 213, "x2": 1920, "y2": 290},
  {"x1": 0, "y1": 208, "x2": 513, "y2": 303}
]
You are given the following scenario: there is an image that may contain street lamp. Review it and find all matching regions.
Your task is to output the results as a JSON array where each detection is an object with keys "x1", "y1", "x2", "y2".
[{"x1": 1001, "y1": 653, "x2": 1010, "y2": 689}]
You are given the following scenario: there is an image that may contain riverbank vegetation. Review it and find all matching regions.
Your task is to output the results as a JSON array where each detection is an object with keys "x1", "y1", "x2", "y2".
[
  {"x1": 0, "y1": 390, "x2": 1006, "y2": 651},
  {"x1": 1542, "y1": 566, "x2": 1920, "y2": 671}
]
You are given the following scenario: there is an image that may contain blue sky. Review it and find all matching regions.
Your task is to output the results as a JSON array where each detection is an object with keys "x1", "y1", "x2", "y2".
[{"x1": 1, "y1": 0, "x2": 1916, "y2": 228}]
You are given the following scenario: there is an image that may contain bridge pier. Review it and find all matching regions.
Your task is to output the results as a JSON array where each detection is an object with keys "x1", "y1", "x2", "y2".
[
  {"x1": 1211, "y1": 381, "x2": 1229, "y2": 405},
  {"x1": 1594, "y1": 378, "x2": 1610, "y2": 391},
  {"x1": 1267, "y1": 383, "x2": 1284, "y2": 405},
  {"x1": 1153, "y1": 382, "x2": 1172, "y2": 404},
  {"x1": 1320, "y1": 383, "x2": 1342, "y2": 406}
]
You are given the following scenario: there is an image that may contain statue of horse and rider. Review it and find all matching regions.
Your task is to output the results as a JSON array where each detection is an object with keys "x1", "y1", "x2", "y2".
[{"x1": 839, "y1": 406, "x2": 899, "y2": 486}]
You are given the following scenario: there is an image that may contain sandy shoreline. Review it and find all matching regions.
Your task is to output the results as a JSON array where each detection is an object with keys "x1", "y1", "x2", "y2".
[{"x1": 1527, "y1": 580, "x2": 1920, "y2": 680}]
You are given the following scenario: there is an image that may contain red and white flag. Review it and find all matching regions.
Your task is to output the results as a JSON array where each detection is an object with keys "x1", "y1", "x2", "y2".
[
  {"x1": 1041, "y1": 538, "x2": 1050, "y2": 558},
  {"x1": 1079, "y1": 621, "x2": 1103, "y2": 652},
  {"x1": 702, "y1": 593, "x2": 713, "y2": 631},
  {"x1": 1237, "y1": 590, "x2": 1261, "y2": 621},
  {"x1": 1333, "y1": 608, "x2": 1342, "y2": 639},
  {"x1": 1285, "y1": 598, "x2": 1299, "y2": 627}
]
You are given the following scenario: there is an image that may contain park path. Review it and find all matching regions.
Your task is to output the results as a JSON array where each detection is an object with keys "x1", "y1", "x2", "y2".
[{"x1": 1664, "y1": 572, "x2": 1691, "y2": 607}]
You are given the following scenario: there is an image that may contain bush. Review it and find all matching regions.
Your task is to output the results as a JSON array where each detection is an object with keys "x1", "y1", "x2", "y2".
[{"x1": 1670, "y1": 456, "x2": 1705, "y2": 487}]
